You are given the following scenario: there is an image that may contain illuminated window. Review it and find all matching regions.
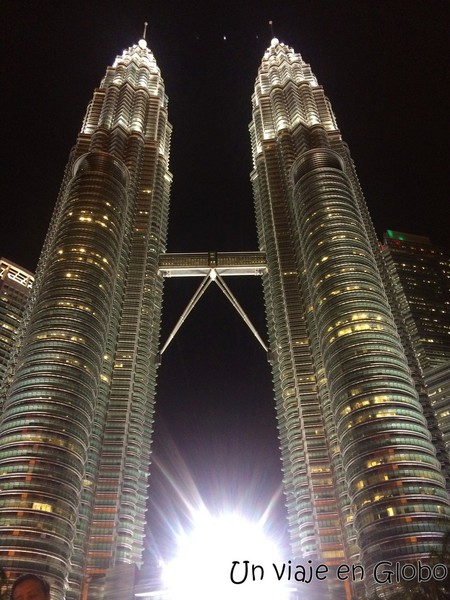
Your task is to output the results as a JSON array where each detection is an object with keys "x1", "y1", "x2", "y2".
[{"x1": 32, "y1": 502, "x2": 53, "y2": 513}]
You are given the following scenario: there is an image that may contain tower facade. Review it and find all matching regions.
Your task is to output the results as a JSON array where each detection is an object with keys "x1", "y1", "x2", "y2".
[
  {"x1": 250, "y1": 39, "x2": 450, "y2": 598},
  {"x1": 382, "y1": 230, "x2": 450, "y2": 371},
  {"x1": 0, "y1": 38, "x2": 171, "y2": 599}
]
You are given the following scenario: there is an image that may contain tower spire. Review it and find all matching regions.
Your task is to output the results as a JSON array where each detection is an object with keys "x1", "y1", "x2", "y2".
[
  {"x1": 268, "y1": 20, "x2": 279, "y2": 47},
  {"x1": 269, "y1": 20, "x2": 275, "y2": 39},
  {"x1": 138, "y1": 22, "x2": 149, "y2": 49}
]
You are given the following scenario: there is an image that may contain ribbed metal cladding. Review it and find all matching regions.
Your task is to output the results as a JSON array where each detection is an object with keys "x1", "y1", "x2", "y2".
[
  {"x1": 0, "y1": 152, "x2": 128, "y2": 593},
  {"x1": 291, "y1": 148, "x2": 450, "y2": 595}
]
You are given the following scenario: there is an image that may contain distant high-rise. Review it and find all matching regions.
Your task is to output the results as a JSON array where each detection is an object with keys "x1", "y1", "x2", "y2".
[
  {"x1": 249, "y1": 38, "x2": 450, "y2": 598},
  {"x1": 382, "y1": 230, "x2": 450, "y2": 370},
  {"x1": 0, "y1": 37, "x2": 171, "y2": 599},
  {"x1": 1, "y1": 32, "x2": 450, "y2": 600},
  {"x1": 0, "y1": 258, "x2": 33, "y2": 385},
  {"x1": 383, "y1": 230, "x2": 450, "y2": 483}
]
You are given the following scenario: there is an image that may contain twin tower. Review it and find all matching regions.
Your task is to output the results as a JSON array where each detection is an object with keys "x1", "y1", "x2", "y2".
[{"x1": 0, "y1": 35, "x2": 449, "y2": 600}]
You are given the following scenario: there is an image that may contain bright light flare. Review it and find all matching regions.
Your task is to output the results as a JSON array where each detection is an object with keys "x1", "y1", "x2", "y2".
[{"x1": 163, "y1": 511, "x2": 291, "y2": 600}]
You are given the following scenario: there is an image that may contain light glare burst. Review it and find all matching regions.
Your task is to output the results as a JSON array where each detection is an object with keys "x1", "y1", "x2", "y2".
[{"x1": 163, "y1": 510, "x2": 291, "y2": 599}]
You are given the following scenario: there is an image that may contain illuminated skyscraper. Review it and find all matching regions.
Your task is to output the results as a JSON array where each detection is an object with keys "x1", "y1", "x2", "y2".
[
  {"x1": 249, "y1": 39, "x2": 450, "y2": 598},
  {"x1": 382, "y1": 230, "x2": 450, "y2": 370},
  {"x1": 0, "y1": 37, "x2": 171, "y2": 599}
]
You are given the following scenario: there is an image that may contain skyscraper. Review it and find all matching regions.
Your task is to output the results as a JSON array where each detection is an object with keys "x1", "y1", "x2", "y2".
[
  {"x1": 1, "y1": 31, "x2": 450, "y2": 600},
  {"x1": 0, "y1": 37, "x2": 171, "y2": 599},
  {"x1": 382, "y1": 230, "x2": 450, "y2": 371},
  {"x1": 249, "y1": 38, "x2": 450, "y2": 598}
]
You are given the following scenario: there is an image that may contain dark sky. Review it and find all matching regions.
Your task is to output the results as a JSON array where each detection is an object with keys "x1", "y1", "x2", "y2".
[{"x1": 2, "y1": 0, "x2": 449, "y2": 561}]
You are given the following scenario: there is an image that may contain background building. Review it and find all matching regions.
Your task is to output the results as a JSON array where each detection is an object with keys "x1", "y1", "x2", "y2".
[
  {"x1": 383, "y1": 230, "x2": 450, "y2": 481},
  {"x1": 0, "y1": 258, "x2": 34, "y2": 386},
  {"x1": 382, "y1": 230, "x2": 450, "y2": 370}
]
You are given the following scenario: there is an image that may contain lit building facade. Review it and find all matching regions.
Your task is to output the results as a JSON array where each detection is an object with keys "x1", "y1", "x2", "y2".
[
  {"x1": 427, "y1": 363, "x2": 450, "y2": 467},
  {"x1": 382, "y1": 230, "x2": 450, "y2": 370},
  {"x1": 0, "y1": 259, "x2": 34, "y2": 386},
  {"x1": 0, "y1": 38, "x2": 171, "y2": 599},
  {"x1": 249, "y1": 39, "x2": 450, "y2": 598}
]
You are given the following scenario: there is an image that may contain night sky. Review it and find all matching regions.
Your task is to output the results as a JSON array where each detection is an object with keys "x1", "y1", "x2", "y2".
[{"x1": 2, "y1": 0, "x2": 449, "y2": 562}]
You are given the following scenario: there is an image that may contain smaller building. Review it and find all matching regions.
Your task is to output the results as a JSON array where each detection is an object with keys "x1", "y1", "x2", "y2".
[
  {"x1": 382, "y1": 230, "x2": 450, "y2": 370},
  {"x1": 382, "y1": 231, "x2": 450, "y2": 477},
  {"x1": 0, "y1": 258, "x2": 34, "y2": 387},
  {"x1": 427, "y1": 362, "x2": 450, "y2": 463}
]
